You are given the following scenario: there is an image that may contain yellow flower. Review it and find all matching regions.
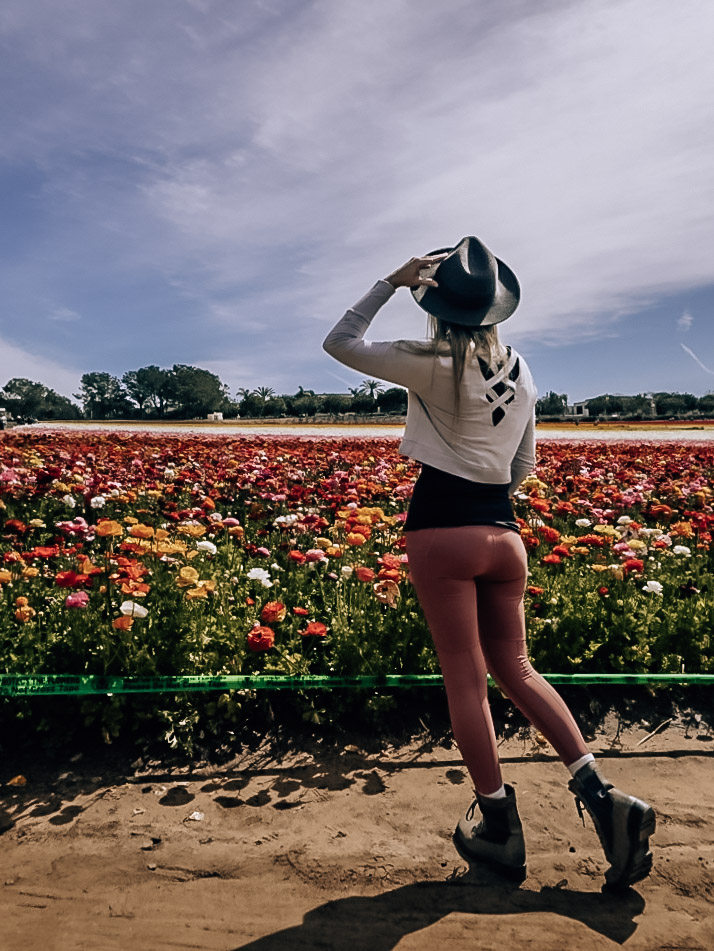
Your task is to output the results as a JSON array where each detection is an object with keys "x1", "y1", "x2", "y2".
[
  {"x1": 124, "y1": 516, "x2": 139, "y2": 525},
  {"x1": 95, "y1": 520, "x2": 124, "y2": 537},
  {"x1": 130, "y1": 524, "x2": 154, "y2": 539},
  {"x1": 185, "y1": 580, "x2": 216, "y2": 600},
  {"x1": 176, "y1": 566, "x2": 200, "y2": 588},
  {"x1": 22, "y1": 566, "x2": 40, "y2": 578},
  {"x1": 177, "y1": 523, "x2": 207, "y2": 538},
  {"x1": 589, "y1": 564, "x2": 609, "y2": 573},
  {"x1": 593, "y1": 524, "x2": 620, "y2": 537},
  {"x1": 315, "y1": 537, "x2": 332, "y2": 549},
  {"x1": 627, "y1": 539, "x2": 647, "y2": 550}
]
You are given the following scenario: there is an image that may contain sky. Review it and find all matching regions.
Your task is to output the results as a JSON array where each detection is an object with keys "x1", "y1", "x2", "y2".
[{"x1": 1, "y1": 0, "x2": 713, "y2": 406}]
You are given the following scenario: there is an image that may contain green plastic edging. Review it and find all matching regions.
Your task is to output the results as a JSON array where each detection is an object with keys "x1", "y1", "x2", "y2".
[{"x1": 0, "y1": 672, "x2": 712, "y2": 698}]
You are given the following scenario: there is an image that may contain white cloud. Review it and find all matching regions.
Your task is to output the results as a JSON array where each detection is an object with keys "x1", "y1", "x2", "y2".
[
  {"x1": 0, "y1": 335, "x2": 81, "y2": 397},
  {"x1": 677, "y1": 310, "x2": 694, "y2": 331},
  {"x1": 681, "y1": 343, "x2": 714, "y2": 375},
  {"x1": 1, "y1": 0, "x2": 714, "y2": 382},
  {"x1": 48, "y1": 306, "x2": 81, "y2": 322}
]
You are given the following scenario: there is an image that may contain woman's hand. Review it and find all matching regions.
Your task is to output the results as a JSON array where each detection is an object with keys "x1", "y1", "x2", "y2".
[{"x1": 384, "y1": 253, "x2": 449, "y2": 290}]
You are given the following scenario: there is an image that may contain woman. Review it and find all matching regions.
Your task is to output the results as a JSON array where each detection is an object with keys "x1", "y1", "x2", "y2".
[{"x1": 323, "y1": 236, "x2": 655, "y2": 890}]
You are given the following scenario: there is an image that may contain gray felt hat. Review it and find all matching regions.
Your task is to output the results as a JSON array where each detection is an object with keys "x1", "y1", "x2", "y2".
[{"x1": 411, "y1": 236, "x2": 520, "y2": 327}]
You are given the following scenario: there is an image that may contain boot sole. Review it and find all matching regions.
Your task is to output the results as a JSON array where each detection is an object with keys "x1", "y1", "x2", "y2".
[{"x1": 452, "y1": 827, "x2": 527, "y2": 883}]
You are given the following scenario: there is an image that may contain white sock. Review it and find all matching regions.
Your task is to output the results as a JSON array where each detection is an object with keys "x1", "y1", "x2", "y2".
[
  {"x1": 480, "y1": 784, "x2": 507, "y2": 799},
  {"x1": 567, "y1": 753, "x2": 595, "y2": 777}
]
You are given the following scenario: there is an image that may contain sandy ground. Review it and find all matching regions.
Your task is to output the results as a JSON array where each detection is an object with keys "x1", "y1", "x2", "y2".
[{"x1": 1, "y1": 714, "x2": 713, "y2": 951}]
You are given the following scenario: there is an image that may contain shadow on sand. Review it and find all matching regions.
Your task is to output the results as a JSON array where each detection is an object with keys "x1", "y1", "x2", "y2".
[{"x1": 231, "y1": 876, "x2": 646, "y2": 949}]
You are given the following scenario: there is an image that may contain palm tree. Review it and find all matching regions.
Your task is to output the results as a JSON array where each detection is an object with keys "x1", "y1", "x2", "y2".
[
  {"x1": 255, "y1": 386, "x2": 276, "y2": 404},
  {"x1": 359, "y1": 379, "x2": 384, "y2": 399},
  {"x1": 236, "y1": 387, "x2": 254, "y2": 401}
]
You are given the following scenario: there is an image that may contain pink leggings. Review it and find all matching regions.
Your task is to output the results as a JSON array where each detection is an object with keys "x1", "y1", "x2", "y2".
[{"x1": 406, "y1": 525, "x2": 589, "y2": 795}]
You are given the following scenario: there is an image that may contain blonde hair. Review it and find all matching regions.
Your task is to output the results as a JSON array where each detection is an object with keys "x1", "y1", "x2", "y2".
[{"x1": 397, "y1": 316, "x2": 508, "y2": 415}]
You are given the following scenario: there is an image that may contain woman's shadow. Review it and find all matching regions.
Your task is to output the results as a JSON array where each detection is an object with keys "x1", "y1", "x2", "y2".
[{"x1": 230, "y1": 874, "x2": 646, "y2": 950}]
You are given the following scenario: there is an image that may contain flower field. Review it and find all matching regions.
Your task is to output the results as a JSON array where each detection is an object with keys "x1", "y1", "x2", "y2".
[{"x1": 1, "y1": 430, "x2": 713, "y2": 749}]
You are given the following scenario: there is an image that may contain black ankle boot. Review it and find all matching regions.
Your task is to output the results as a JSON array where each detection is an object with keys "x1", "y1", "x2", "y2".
[
  {"x1": 453, "y1": 784, "x2": 527, "y2": 882},
  {"x1": 568, "y1": 762, "x2": 655, "y2": 890}
]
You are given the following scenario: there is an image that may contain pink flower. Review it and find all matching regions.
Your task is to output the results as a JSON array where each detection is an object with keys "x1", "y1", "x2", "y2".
[
  {"x1": 305, "y1": 549, "x2": 327, "y2": 563},
  {"x1": 65, "y1": 591, "x2": 90, "y2": 609}
]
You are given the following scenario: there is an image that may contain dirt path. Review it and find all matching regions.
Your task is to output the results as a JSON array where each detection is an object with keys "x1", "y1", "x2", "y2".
[{"x1": 2, "y1": 716, "x2": 713, "y2": 951}]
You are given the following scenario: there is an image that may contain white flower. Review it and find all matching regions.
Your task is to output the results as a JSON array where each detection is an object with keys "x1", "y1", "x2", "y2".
[
  {"x1": 617, "y1": 515, "x2": 632, "y2": 525},
  {"x1": 90, "y1": 495, "x2": 106, "y2": 509},
  {"x1": 672, "y1": 545, "x2": 691, "y2": 557},
  {"x1": 642, "y1": 580, "x2": 664, "y2": 595},
  {"x1": 273, "y1": 513, "x2": 299, "y2": 527},
  {"x1": 196, "y1": 540, "x2": 217, "y2": 555},
  {"x1": 119, "y1": 600, "x2": 149, "y2": 618},
  {"x1": 658, "y1": 534, "x2": 673, "y2": 547},
  {"x1": 575, "y1": 518, "x2": 592, "y2": 528},
  {"x1": 341, "y1": 565, "x2": 354, "y2": 577},
  {"x1": 246, "y1": 567, "x2": 272, "y2": 588},
  {"x1": 62, "y1": 494, "x2": 76, "y2": 508}
]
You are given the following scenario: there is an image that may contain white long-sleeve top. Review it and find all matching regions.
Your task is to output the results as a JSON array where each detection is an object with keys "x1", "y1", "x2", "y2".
[{"x1": 322, "y1": 280, "x2": 538, "y2": 495}]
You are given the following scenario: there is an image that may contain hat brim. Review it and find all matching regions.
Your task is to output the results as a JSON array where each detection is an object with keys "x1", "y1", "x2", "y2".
[{"x1": 411, "y1": 247, "x2": 520, "y2": 327}]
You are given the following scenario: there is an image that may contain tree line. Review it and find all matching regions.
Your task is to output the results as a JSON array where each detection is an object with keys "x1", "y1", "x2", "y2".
[
  {"x1": 536, "y1": 390, "x2": 714, "y2": 419},
  {"x1": 0, "y1": 367, "x2": 408, "y2": 422},
  {"x1": 2, "y1": 369, "x2": 713, "y2": 423}
]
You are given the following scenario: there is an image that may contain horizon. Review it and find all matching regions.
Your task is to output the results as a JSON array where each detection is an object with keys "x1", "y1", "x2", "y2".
[{"x1": 2, "y1": 0, "x2": 714, "y2": 402}]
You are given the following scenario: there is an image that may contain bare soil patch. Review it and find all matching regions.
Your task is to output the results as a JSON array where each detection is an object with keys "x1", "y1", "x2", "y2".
[{"x1": 2, "y1": 711, "x2": 713, "y2": 951}]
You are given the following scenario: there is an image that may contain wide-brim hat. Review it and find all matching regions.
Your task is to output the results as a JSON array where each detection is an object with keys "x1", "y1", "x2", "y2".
[{"x1": 411, "y1": 236, "x2": 520, "y2": 327}]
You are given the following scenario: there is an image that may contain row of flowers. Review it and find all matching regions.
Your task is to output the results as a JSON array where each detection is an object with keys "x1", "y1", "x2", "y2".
[{"x1": 1, "y1": 431, "x2": 713, "y2": 685}]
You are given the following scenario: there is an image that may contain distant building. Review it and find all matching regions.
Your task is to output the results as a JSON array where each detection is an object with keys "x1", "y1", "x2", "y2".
[
  {"x1": 206, "y1": 412, "x2": 223, "y2": 421},
  {"x1": 566, "y1": 400, "x2": 590, "y2": 417}
]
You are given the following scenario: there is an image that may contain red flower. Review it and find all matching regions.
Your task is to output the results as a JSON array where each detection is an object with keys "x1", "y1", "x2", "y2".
[
  {"x1": 526, "y1": 585, "x2": 545, "y2": 596},
  {"x1": 598, "y1": 586, "x2": 609, "y2": 596},
  {"x1": 576, "y1": 534, "x2": 606, "y2": 547},
  {"x1": 55, "y1": 570, "x2": 91, "y2": 588},
  {"x1": 302, "y1": 621, "x2": 327, "y2": 638},
  {"x1": 292, "y1": 606, "x2": 309, "y2": 616},
  {"x1": 247, "y1": 624, "x2": 275, "y2": 651},
  {"x1": 622, "y1": 558, "x2": 644, "y2": 575},
  {"x1": 354, "y1": 566, "x2": 376, "y2": 582},
  {"x1": 542, "y1": 553, "x2": 562, "y2": 565},
  {"x1": 537, "y1": 526, "x2": 560, "y2": 544},
  {"x1": 552, "y1": 545, "x2": 573, "y2": 557},
  {"x1": 260, "y1": 601, "x2": 286, "y2": 624},
  {"x1": 288, "y1": 550, "x2": 306, "y2": 564}
]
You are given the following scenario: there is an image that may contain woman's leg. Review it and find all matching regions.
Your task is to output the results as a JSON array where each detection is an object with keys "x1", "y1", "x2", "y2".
[
  {"x1": 406, "y1": 527, "x2": 504, "y2": 795},
  {"x1": 475, "y1": 530, "x2": 589, "y2": 767}
]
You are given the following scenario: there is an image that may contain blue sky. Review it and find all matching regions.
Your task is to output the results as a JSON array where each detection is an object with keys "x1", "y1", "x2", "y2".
[{"x1": 1, "y1": 0, "x2": 713, "y2": 405}]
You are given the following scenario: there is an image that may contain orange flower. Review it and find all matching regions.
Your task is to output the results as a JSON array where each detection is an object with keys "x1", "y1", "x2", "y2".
[
  {"x1": 302, "y1": 621, "x2": 327, "y2": 637},
  {"x1": 346, "y1": 532, "x2": 367, "y2": 546},
  {"x1": 261, "y1": 601, "x2": 287, "y2": 624},
  {"x1": 95, "y1": 520, "x2": 124, "y2": 537},
  {"x1": 0, "y1": 569, "x2": 13, "y2": 584},
  {"x1": 670, "y1": 521, "x2": 694, "y2": 538},
  {"x1": 112, "y1": 616, "x2": 134, "y2": 630},
  {"x1": 129, "y1": 524, "x2": 154, "y2": 539},
  {"x1": 354, "y1": 566, "x2": 375, "y2": 583},
  {"x1": 292, "y1": 606, "x2": 309, "y2": 616},
  {"x1": 542, "y1": 553, "x2": 562, "y2": 565},
  {"x1": 537, "y1": 525, "x2": 561, "y2": 544}
]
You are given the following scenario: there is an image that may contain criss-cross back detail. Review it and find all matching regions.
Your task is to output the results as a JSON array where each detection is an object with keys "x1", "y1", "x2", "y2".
[{"x1": 477, "y1": 346, "x2": 520, "y2": 426}]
